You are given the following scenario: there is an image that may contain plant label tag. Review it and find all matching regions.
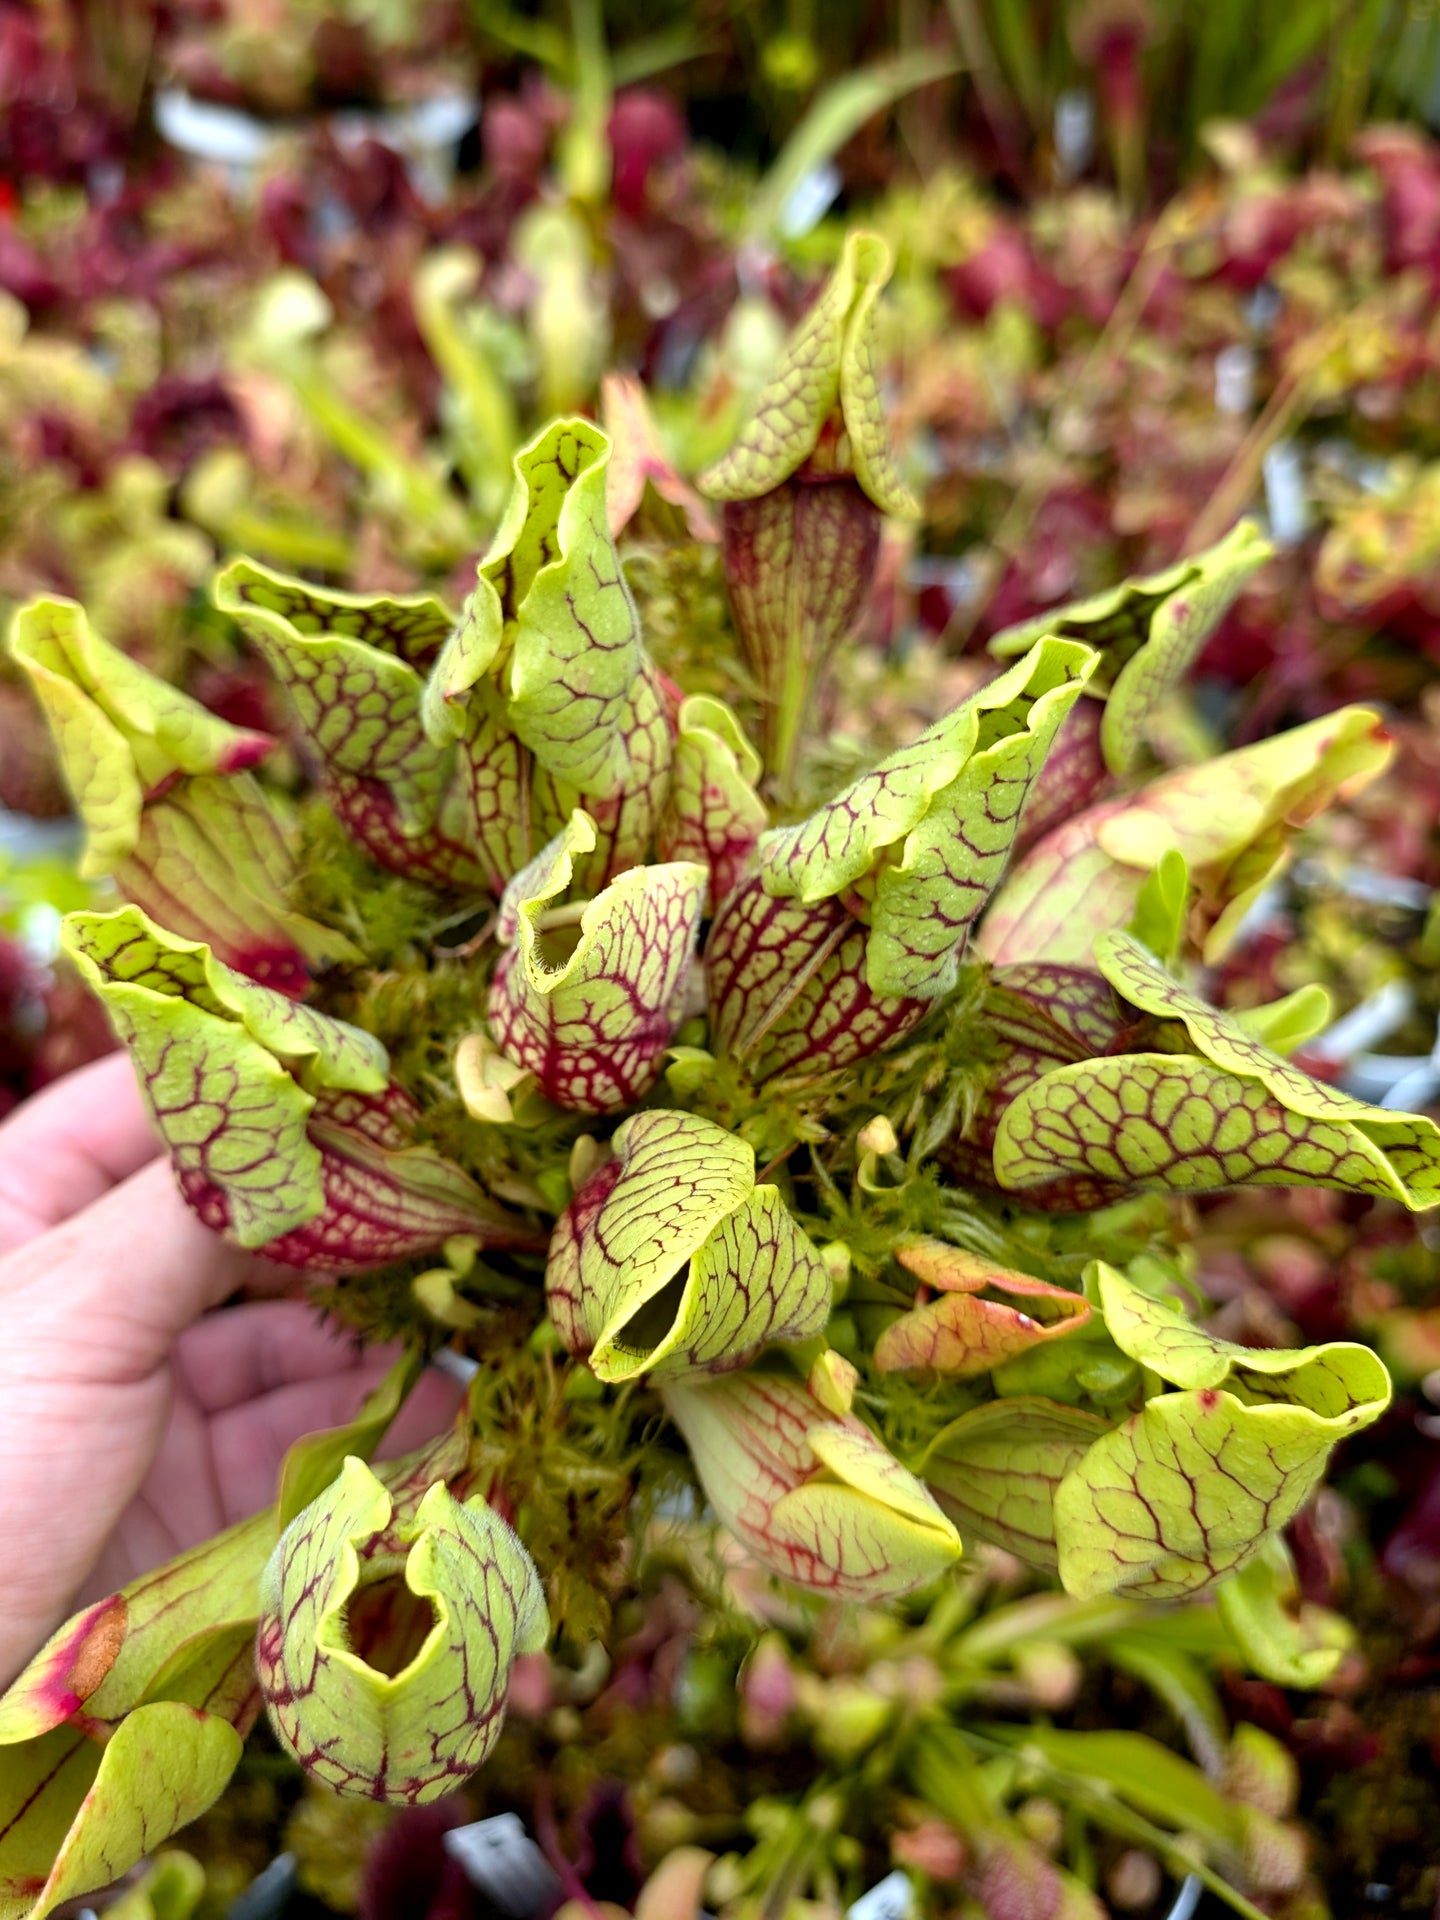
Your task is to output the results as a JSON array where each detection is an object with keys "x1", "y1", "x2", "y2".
[
  {"x1": 1054, "y1": 89, "x2": 1095, "y2": 178},
  {"x1": 1214, "y1": 344, "x2": 1255, "y2": 416},
  {"x1": 779, "y1": 162, "x2": 843, "y2": 240},
  {"x1": 443, "y1": 1814, "x2": 562, "y2": 1917},
  {"x1": 847, "y1": 1870, "x2": 915, "y2": 1920},
  {"x1": 1262, "y1": 440, "x2": 1308, "y2": 546},
  {"x1": 227, "y1": 1853, "x2": 299, "y2": 1920}
]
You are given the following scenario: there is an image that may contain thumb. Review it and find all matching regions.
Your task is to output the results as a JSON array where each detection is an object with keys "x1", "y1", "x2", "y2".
[{"x1": 0, "y1": 1053, "x2": 158, "y2": 1255}]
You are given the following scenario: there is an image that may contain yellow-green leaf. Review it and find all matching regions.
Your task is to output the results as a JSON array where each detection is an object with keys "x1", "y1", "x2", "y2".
[
  {"x1": 699, "y1": 233, "x2": 917, "y2": 515},
  {"x1": 9, "y1": 597, "x2": 346, "y2": 982},
  {"x1": 428, "y1": 418, "x2": 644, "y2": 797},
  {"x1": 656, "y1": 695, "x2": 767, "y2": 910},
  {"x1": 920, "y1": 1397, "x2": 1110, "y2": 1571},
  {"x1": 757, "y1": 637, "x2": 1096, "y2": 998},
  {"x1": 992, "y1": 945, "x2": 1440, "y2": 1210},
  {"x1": 980, "y1": 705, "x2": 1393, "y2": 967},
  {"x1": 1215, "y1": 1535, "x2": 1353, "y2": 1689},
  {"x1": 104, "y1": 1851, "x2": 206, "y2": 1920},
  {"x1": 661, "y1": 1370, "x2": 959, "y2": 1600},
  {"x1": 0, "y1": 1705, "x2": 241, "y2": 1920},
  {"x1": 990, "y1": 522, "x2": 1272, "y2": 776},
  {"x1": 62, "y1": 906, "x2": 518, "y2": 1267},
  {"x1": 9, "y1": 597, "x2": 267, "y2": 872},
  {"x1": 487, "y1": 811, "x2": 706, "y2": 1112},
  {"x1": 546, "y1": 1110, "x2": 831, "y2": 1382},
  {"x1": 256, "y1": 1458, "x2": 547, "y2": 1802},
  {"x1": 993, "y1": 1049, "x2": 1440, "y2": 1210},
  {"x1": 1127, "y1": 850, "x2": 1190, "y2": 970},
  {"x1": 215, "y1": 560, "x2": 496, "y2": 892},
  {"x1": 1053, "y1": 1341, "x2": 1390, "y2": 1600},
  {"x1": 1093, "y1": 1259, "x2": 1389, "y2": 1394}
]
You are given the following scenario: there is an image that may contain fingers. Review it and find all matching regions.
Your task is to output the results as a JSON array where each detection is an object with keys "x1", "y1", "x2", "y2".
[
  {"x1": 373, "y1": 1364, "x2": 468, "y2": 1459},
  {"x1": 175, "y1": 1299, "x2": 372, "y2": 1413},
  {"x1": 177, "y1": 1301, "x2": 466, "y2": 1525},
  {"x1": 0, "y1": 1364, "x2": 176, "y2": 1680},
  {"x1": 0, "y1": 1053, "x2": 157, "y2": 1253},
  {"x1": 0, "y1": 1159, "x2": 289, "y2": 1387},
  {"x1": 70, "y1": 1343, "x2": 464, "y2": 1607},
  {"x1": 207, "y1": 1352, "x2": 465, "y2": 1526}
]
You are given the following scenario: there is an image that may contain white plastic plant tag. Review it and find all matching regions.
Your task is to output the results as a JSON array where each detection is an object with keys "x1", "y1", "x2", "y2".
[
  {"x1": 1262, "y1": 439, "x2": 1309, "y2": 545},
  {"x1": 228, "y1": 1854, "x2": 299, "y2": 1920},
  {"x1": 1313, "y1": 979, "x2": 1415, "y2": 1062},
  {"x1": 1377, "y1": 1012, "x2": 1440, "y2": 1112},
  {"x1": 1381, "y1": 1060, "x2": 1440, "y2": 1111},
  {"x1": 1054, "y1": 90, "x2": 1095, "y2": 178},
  {"x1": 1293, "y1": 859, "x2": 1433, "y2": 911},
  {"x1": 1166, "y1": 1875, "x2": 1203, "y2": 1920},
  {"x1": 779, "y1": 162, "x2": 844, "y2": 239},
  {"x1": 1214, "y1": 344, "x2": 1255, "y2": 416},
  {"x1": 431, "y1": 1347, "x2": 482, "y2": 1386},
  {"x1": 847, "y1": 1870, "x2": 916, "y2": 1920},
  {"x1": 1245, "y1": 284, "x2": 1282, "y2": 334},
  {"x1": 1345, "y1": 1052, "x2": 1432, "y2": 1104},
  {"x1": 152, "y1": 88, "x2": 276, "y2": 197},
  {"x1": 443, "y1": 1813, "x2": 562, "y2": 1916}
]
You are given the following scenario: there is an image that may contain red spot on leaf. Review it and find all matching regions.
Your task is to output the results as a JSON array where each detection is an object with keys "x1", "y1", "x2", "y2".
[
  {"x1": 26, "y1": 1594, "x2": 127, "y2": 1725},
  {"x1": 233, "y1": 942, "x2": 312, "y2": 999},
  {"x1": 218, "y1": 732, "x2": 276, "y2": 775}
]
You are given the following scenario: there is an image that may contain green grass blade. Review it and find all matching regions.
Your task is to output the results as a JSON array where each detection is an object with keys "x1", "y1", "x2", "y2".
[{"x1": 745, "y1": 49, "x2": 962, "y2": 243}]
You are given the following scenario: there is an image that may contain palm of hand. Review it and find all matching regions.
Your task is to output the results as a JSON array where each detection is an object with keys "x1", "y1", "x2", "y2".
[
  {"x1": 76, "y1": 1290, "x2": 427, "y2": 1598},
  {"x1": 0, "y1": 1054, "x2": 456, "y2": 1685}
]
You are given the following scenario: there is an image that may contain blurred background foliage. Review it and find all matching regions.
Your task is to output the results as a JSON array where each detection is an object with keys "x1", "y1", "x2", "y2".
[{"x1": 21, "y1": 0, "x2": 1440, "y2": 198}]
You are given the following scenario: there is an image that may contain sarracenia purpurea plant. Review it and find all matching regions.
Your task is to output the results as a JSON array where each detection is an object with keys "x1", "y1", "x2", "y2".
[{"x1": 0, "y1": 233, "x2": 1415, "y2": 1920}]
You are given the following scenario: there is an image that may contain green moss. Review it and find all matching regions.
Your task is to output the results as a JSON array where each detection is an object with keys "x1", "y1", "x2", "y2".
[
  {"x1": 293, "y1": 796, "x2": 454, "y2": 969},
  {"x1": 323, "y1": 951, "x2": 488, "y2": 1093},
  {"x1": 284, "y1": 1788, "x2": 395, "y2": 1912},
  {"x1": 622, "y1": 537, "x2": 746, "y2": 709},
  {"x1": 178, "y1": 1772, "x2": 283, "y2": 1920},
  {"x1": 463, "y1": 1348, "x2": 664, "y2": 1646},
  {"x1": 312, "y1": 1256, "x2": 462, "y2": 1348},
  {"x1": 1307, "y1": 1565, "x2": 1440, "y2": 1914}
]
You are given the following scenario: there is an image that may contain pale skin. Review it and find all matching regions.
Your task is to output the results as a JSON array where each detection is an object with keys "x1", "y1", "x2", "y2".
[{"x1": 0, "y1": 1052, "x2": 460, "y2": 1691}]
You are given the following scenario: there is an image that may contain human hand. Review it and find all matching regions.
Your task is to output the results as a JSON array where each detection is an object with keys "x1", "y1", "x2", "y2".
[{"x1": 0, "y1": 1052, "x2": 460, "y2": 1689}]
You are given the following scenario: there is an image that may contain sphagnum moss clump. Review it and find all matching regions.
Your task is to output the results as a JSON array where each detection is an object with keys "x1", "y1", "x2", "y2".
[{"x1": 0, "y1": 234, "x2": 1418, "y2": 1919}]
